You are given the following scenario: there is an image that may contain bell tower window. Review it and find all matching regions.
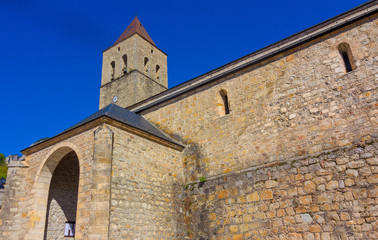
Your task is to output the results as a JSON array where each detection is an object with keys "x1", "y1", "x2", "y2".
[
  {"x1": 122, "y1": 55, "x2": 127, "y2": 74},
  {"x1": 156, "y1": 65, "x2": 160, "y2": 81},
  {"x1": 337, "y1": 43, "x2": 356, "y2": 73},
  {"x1": 110, "y1": 61, "x2": 115, "y2": 80},
  {"x1": 144, "y1": 57, "x2": 149, "y2": 72}
]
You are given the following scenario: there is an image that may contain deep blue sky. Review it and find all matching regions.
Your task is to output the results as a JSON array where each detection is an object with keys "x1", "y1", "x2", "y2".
[{"x1": 0, "y1": 0, "x2": 368, "y2": 156}]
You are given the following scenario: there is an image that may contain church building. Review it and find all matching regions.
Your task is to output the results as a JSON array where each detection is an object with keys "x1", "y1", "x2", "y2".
[{"x1": 0, "y1": 1, "x2": 377, "y2": 239}]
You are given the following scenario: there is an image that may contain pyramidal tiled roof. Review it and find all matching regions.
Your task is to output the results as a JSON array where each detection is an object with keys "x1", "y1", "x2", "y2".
[{"x1": 113, "y1": 16, "x2": 155, "y2": 46}]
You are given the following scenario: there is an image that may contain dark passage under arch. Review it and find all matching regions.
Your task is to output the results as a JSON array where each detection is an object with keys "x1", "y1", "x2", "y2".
[{"x1": 44, "y1": 151, "x2": 79, "y2": 240}]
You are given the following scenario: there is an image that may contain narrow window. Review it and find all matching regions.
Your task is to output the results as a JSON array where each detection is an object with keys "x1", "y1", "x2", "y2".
[
  {"x1": 219, "y1": 89, "x2": 230, "y2": 115},
  {"x1": 110, "y1": 61, "x2": 115, "y2": 80},
  {"x1": 337, "y1": 43, "x2": 355, "y2": 73},
  {"x1": 156, "y1": 65, "x2": 160, "y2": 80},
  {"x1": 144, "y1": 57, "x2": 149, "y2": 72},
  {"x1": 122, "y1": 55, "x2": 127, "y2": 74}
]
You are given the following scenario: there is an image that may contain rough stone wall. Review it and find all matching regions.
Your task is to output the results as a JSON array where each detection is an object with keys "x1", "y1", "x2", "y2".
[
  {"x1": 88, "y1": 125, "x2": 113, "y2": 240},
  {"x1": 0, "y1": 166, "x2": 28, "y2": 240},
  {"x1": 99, "y1": 70, "x2": 167, "y2": 109},
  {"x1": 108, "y1": 126, "x2": 185, "y2": 239},
  {"x1": 44, "y1": 151, "x2": 79, "y2": 240},
  {"x1": 0, "y1": 129, "x2": 95, "y2": 240},
  {"x1": 141, "y1": 15, "x2": 378, "y2": 182},
  {"x1": 5, "y1": 154, "x2": 21, "y2": 164},
  {"x1": 184, "y1": 134, "x2": 378, "y2": 239}
]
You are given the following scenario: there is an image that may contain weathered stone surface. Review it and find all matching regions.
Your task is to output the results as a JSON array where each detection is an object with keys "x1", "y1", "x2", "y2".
[
  {"x1": 183, "y1": 138, "x2": 378, "y2": 239},
  {"x1": 1, "y1": 6, "x2": 377, "y2": 240},
  {"x1": 99, "y1": 33, "x2": 168, "y2": 109}
]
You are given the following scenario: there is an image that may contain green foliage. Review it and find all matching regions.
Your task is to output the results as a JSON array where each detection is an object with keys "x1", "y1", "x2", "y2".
[
  {"x1": 0, "y1": 153, "x2": 5, "y2": 165},
  {"x1": 0, "y1": 153, "x2": 8, "y2": 179},
  {"x1": 199, "y1": 176, "x2": 207, "y2": 183},
  {"x1": 0, "y1": 165, "x2": 8, "y2": 179}
]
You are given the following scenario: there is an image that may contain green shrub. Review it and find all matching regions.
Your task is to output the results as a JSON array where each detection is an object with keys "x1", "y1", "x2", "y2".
[{"x1": 0, "y1": 164, "x2": 8, "y2": 179}]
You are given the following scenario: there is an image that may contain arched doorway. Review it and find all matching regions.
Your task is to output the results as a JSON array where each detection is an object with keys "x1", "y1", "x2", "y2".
[{"x1": 43, "y1": 150, "x2": 80, "y2": 239}]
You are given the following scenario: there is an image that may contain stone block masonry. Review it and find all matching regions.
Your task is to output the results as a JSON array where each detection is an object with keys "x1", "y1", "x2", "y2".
[
  {"x1": 0, "y1": 4, "x2": 376, "y2": 239},
  {"x1": 108, "y1": 126, "x2": 185, "y2": 239},
  {"x1": 142, "y1": 14, "x2": 378, "y2": 183},
  {"x1": 184, "y1": 134, "x2": 378, "y2": 239}
]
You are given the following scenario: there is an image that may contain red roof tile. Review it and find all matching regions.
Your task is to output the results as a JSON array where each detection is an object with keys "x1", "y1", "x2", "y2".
[{"x1": 113, "y1": 16, "x2": 155, "y2": 46}]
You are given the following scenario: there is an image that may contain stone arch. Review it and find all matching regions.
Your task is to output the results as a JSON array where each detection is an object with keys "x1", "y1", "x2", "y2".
[{"x1": 26, "y1": 142, "x2": 84, "y2": 240}]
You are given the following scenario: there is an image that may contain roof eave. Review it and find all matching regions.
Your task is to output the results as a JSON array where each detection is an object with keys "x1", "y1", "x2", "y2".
[
  {"x1": 128, "y1": 1, "x2": 378, "y2": 113},
  {"x1": 21, "y1": 115, "x2": 184, "y2": 155}
]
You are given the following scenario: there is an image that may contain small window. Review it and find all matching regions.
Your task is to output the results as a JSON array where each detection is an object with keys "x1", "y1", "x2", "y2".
[
  {"x1": 110, "y1": 61, "x2": 115, "y2": 80},
  {"x1": 219, "y1": 89, "x2": 230, "y2": 115},
  {"x1": 144, "y1": 57, "x2": 149, "y2": 72},
  {"x1": 122, "y1": 55, "x2": 127, "y2": 74},
  {"x1": 337, "y1": 43, "x2": 356, "y2": 73},
  {"x1": 156, "y1": 65, "x2": 160, "y2": 80}
]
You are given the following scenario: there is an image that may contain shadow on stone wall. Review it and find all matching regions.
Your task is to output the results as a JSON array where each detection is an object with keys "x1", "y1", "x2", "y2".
[{"x1": 43, "y1": 151, "x2": 79, "y2": 240}]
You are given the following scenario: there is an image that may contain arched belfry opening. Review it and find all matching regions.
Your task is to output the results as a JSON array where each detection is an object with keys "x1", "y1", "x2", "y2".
[
  {"x1": 122, "y1": 54, "x2": 128, "y2": 74},
  {"x1": 144, "y1": 57, "x2": 149, "y2": 72},
  {"x1": 110, "y1": 61, "x2": 116, "y2": 80},
  {"x1": 43, "y1": 150, "x2": 80, "y2": 240},
  {"x1": 156, "y1": 64, "x2": 160, "y2": 81}
]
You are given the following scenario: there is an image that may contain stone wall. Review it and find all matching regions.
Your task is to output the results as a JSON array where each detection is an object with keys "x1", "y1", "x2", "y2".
[
  {"x1": 101, "y1": 34, "x2": 167, "y2": 87},
  {"x1": 0, "y1": 165, "x2": 28, "y2": 239},
  {"x1": 141, "y1": 15, "x2": 378, "y2": 182},
  {"x1": 5, "y1": 154, "x2": 22, "y2": 164},
  {"x1": 108, "y1": 126, "x2": 185, "y2": 239},
  {"x1": 99, "y1": 70, "x2": 167, "y2": 109},
  {"x1": 100, "y1": 32, "x2": 168, "y2": 109},
  {"x1": 44, "y1": 151, "x2": 79, "y2": 240},
  {"x1": 184, "y1": 134, "x2": 378, "y2": 239},
  {"x1": 0, "y1": 129, "x2": 95, "y2": 240}
]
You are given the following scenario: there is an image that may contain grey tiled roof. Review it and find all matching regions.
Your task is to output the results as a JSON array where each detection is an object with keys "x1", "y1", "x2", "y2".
[{"x1": 61, "y1": 104, "x2": 183, "y2": 147}]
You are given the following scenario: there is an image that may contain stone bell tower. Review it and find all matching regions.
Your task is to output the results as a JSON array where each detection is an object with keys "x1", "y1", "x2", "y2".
[{"x1": 99, "y1": 16, "x2": 168, "y2": 109}]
